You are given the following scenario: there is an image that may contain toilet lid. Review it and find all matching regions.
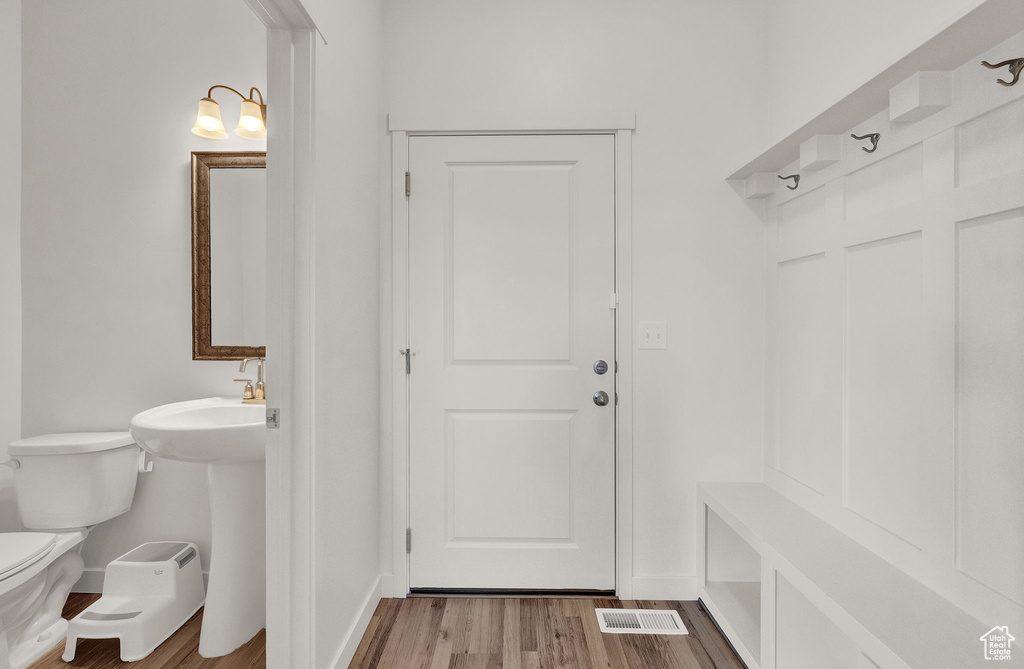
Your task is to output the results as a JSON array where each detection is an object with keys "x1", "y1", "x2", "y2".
[
  {"x1": 0, "y1": 533, "x2": 57, "y2": 581},
  {"x1": 9, "y1": 432, "x2": 135, "y2": 456}
]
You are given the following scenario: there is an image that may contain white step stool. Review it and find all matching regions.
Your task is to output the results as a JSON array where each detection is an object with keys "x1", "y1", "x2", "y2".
[{"x1": 63, "y1": 542, "x2": 205, "y2": 662}]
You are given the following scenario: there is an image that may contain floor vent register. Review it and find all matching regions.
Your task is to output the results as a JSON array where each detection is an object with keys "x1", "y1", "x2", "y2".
[{"x1": 595, "y1": 609, "x2": 689, "y2": 635}]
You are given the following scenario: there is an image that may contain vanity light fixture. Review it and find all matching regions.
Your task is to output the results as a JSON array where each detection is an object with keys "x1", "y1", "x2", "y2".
[{"x1": 191, "y1": 85, "x2": 267, "y2": 140}]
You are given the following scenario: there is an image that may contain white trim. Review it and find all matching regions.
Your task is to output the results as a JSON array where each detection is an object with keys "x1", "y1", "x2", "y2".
[
  {"x1": 631, "y1": 576, "x2": 699, "y2": 601},
  {"x1": 387, "y1": 130, "x2": 411, "y2": 597},
  {"x1": 387, "y1": 112, "x2": 636, "y2": 134},
  {"x1": 384, "y1": 123, "x2": 635, "y2": 598},
  {"x1": 327, "y1": 575, "x2": 383, "y2": 669},
  {"x1": 247, "y1": 0, "x2": 318, "y2": 665},
  {"x1": 614, "y1": 129, "x2": 634, "y2": 600},
  {"x1": 265, "y1": 25, "x2": 319, "y2": 669},
  {"x1": 243, "y1": 0, "x2": 317, "y2": 32}
]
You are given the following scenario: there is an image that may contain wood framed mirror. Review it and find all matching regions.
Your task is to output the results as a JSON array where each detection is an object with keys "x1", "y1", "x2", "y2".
[{"x1": 191, "y1": 151, "x2": 267, "y2": 360}]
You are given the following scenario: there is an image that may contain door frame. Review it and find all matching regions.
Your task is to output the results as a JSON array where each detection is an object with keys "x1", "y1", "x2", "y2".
[
  {"x1": 241, "y1": 0, "x2": 318, "y2": 665},
  {"x1": 382, "y1": 113, "x2": 636, "y2": 599}
]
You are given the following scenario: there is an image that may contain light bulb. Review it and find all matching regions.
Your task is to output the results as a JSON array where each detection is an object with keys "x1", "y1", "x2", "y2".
[
  {"x1": 236, "y1": 99, "x2": 267, "y2": 140},
  {"x1": 191, "y1": 97, "x2": 228, "y2": 139}
]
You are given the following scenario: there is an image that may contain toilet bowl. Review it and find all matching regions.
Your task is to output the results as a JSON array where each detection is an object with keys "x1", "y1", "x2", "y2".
[{"x1": 0, "y1": 432, "x2": 141, "y2": 669}]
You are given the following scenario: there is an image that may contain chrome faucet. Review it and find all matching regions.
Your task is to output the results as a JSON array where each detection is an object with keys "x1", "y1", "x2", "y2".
[{"x1": 238, "y1": 357, "x2": 266, "y2": 403}]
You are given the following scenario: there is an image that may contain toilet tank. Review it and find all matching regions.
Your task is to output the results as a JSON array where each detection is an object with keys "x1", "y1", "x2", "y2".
[{"x1": 8, "y1": 432, "x2": 141, "y2": 530}]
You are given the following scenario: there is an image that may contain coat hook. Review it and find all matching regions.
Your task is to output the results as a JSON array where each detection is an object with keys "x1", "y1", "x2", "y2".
[
  {"x1": 778, "y1": 174, "x2": 800, "y2": 190},
  {"x1": 851, "y1": 132, "x2": 880, "y2": 153},
  {"x1": 981, "y1": 58, "x2": 1024, "y2": 86}
]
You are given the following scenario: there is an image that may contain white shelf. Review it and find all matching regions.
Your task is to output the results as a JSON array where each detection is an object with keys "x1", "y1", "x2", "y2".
[
  {"x1": 727, "y1": 0, "x2": 1024, "y2": 181},
  {"x1": 704, "y1": 580, "x2": 761, "y2": 663},
  {"x1": 699, "y1": 483, "x2": 991, "y2": 669},
  {"x1": 776, "y1": 573, "x2": 860, "y2": 669}
]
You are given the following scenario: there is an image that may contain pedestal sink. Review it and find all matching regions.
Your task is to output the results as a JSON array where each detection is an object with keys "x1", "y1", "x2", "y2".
[{"x1": 129, "y1": 397, "x2": 265, "y2": 657}]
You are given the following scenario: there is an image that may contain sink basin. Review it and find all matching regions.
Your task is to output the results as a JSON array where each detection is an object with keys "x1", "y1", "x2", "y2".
[
  {"x1": 129, "y1": 397, "x2": 266, "y2": 657},
  {"x1": 129, "y1": 397, "x2": 265, "y2": 464}
]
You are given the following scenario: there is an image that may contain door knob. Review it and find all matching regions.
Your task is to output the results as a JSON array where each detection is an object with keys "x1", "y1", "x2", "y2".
[{"x1": 593, "y1": 391, "x2": 609, "y2": 406}]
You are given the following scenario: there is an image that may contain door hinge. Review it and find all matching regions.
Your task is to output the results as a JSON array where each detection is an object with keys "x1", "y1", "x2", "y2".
[
  {"x1": 609, "y1": 292, "x2": 618, "y2": 309},
  {"x1": 266, "y1": 408, "x2": 280, "y2": 429},
  {"x1": 400, "y1": 349, "x2": 414, "y2": 374},
  {"x1": 406, "y1": 528, "x2": 412, "y2": 553},
  {"x1": 405, "y1": 171, "x2": 411, "y2": 197}
]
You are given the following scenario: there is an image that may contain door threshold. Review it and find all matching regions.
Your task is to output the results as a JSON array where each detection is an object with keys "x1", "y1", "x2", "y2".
[{"x1": 408, "y1": 588, "x2": 617, "y2": 599}]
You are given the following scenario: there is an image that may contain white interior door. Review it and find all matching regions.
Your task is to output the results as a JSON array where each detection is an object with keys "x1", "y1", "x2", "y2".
[{"x1": 407, "y1": 134, "x2": 616, "y2": 591}]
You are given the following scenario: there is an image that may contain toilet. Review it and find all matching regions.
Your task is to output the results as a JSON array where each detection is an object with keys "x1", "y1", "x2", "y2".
[{"x1": 0, "y1": 432, "x2": 141, "y2": 669}]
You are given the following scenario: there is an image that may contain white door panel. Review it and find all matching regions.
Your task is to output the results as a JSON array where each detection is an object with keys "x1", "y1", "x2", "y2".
[{"x1": 408, "y1": 134, "x2": 615, "y2": 590}]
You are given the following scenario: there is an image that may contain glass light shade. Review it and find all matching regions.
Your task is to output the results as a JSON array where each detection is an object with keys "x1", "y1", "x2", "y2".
[
  {"x1": 235, "y1": 99, "x2": 267, "y2": 139},
  {"x1": 191, "y1": 98, "x2": 228, "y2": 139}
]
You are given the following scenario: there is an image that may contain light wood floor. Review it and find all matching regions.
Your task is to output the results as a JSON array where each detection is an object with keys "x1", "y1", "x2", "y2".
[
  {"x1": 349, "y1": 598, "x2": 745, "y2": 669},
  {"x1": 28, "y1": 593, "x2": 265, "y2": 669}
]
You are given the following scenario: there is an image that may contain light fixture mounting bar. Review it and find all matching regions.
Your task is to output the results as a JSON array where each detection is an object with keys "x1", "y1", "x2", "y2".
[{"x1": 207, "y1": 84, "x2": 248, "y2": 101}]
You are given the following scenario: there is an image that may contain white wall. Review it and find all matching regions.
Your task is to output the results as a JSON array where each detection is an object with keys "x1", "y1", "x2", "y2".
[
  {"x1": 300, "y1": 0, "x2": 384, "y2": 665},
  {"x1": 767, "y1": 0, "x2": 985, "y2": 139},
  {"x1": 21, "y1": 0, "x2": 265, "y2": 588},
  {"x1": 383, "y1": 0, "x2": 769, "y2": 597},
  {"x1": 0, "y1": 0, "x2": 22, "y2": 533}
]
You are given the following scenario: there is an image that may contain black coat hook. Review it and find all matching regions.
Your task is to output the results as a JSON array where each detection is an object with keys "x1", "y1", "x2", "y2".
[
  {"x1": 778, "y1": 174, "x2": 800, "y2": 190},
  {"x1": 981, "y1": 58, "x2": 1024, "y2": 86},
  {"x1": 851, "y1": 133, "x2": 880, "y2": 153}
]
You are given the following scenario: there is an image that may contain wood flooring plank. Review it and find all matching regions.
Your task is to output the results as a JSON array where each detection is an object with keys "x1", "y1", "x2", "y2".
[
  {"x1": 536, "y1": 596, "x2": 576, "y2": 669},
  {"x1": 350, "y1": 599, "x2": 391, "y2": 666},
  {"x1": 563, "y1": 616, "x2": 595, "y2": 669},
  {"x1": 349, "y1": 614, "x2": 382, "y2": 666},
  {"x1": 666, "y1": 603, "x2": 723, "y2": 669},
  {"x1": 519, "y1": 598, "x2": 540, "y2": 652},
  {"x1": 486, "y1": 598, "x2": 504, "y2": 657},
  {"x1": 467, "y1": 599, "x2": 488, "y2": 654},
  {"x1": 411, "y1": 598, "x2": 449, "y2": 669},
  {"x1": 352, "y1": 598, "x2": 403, "y2": 668},
  {"x1": 672, "y1": 601, "x2": 745, "y2": 669},
  {"x1": 381, "y1": 598, "x2": 442, "y2": 669},
  {"x1": 428, "y1": 599, "x2": 468, "y2": 669},
  {"x1": 572, "y1": 599, "x2": 622, "y2": 669},
  {"x1": 448, "y1": 653, "x2": 490, "y2": 669},
  {"x1": 501, "y1": 599, "x2": 522, "y2": 669}
]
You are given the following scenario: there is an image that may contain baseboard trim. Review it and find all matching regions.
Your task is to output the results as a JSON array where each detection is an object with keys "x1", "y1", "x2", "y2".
[
  {"x1": 329, "y1": 574, "x2": 383, "y2": 669},
  {"x1": 380, "y1": 572, "x2": 395, "y2": 598},
  {"x1": 631, "y1": 575, "x2": 698, "y2": 600},
  {"x1": 75, "y1": 567, "x2": 210, "y2": 594}
]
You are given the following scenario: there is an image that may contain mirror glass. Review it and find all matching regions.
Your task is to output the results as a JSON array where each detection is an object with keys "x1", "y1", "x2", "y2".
[
  {"x1": 191, "y1": 151, "x2": 266, "y2": 360},
  {"x1": 209, "y1": 168, "x2": 266, "y2": 346}
]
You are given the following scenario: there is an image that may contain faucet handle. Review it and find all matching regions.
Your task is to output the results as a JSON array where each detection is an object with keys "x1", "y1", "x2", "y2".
[{"x1": 233, "y1": 378, "x2": 255, "y2": 400}]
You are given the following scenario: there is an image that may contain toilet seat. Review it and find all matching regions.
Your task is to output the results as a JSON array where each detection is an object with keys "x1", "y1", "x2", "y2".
[{"x1": 0, "y1": 533, "x2": 57, "y2": 582}]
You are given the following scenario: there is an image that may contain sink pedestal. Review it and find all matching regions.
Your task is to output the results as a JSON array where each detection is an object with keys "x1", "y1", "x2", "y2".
[
  {"x1": 128, "y1": 397, "x2": 268, "y2": 657},
  {"x1": 199, "y1": 461, "x2": 266, "y2": 657}
]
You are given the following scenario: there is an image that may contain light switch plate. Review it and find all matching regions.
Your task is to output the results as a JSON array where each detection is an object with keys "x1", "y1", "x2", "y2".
[{"x1": 638, "y1": 321, "x2": 667, "y2": 349}]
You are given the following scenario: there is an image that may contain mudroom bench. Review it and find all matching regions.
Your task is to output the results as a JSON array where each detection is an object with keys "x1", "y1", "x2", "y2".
[{"x1": 697, "y1": 483, "x2": 993, "y2": 669}]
